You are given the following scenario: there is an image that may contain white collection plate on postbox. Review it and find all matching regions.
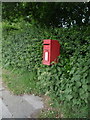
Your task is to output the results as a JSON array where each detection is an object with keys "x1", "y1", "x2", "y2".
[{"x1": 45, "y1": 52, "x2": 48, "y2": 61}]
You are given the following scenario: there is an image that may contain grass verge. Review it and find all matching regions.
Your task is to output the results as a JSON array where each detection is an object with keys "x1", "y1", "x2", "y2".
[{"x1": 2, "y1": 68, "x2": 38, "y2": 95}]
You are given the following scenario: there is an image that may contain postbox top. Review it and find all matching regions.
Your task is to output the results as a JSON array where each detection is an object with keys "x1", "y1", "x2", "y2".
[
  {"x1": 43, "y1": 39, "x2": 51, "y2": 44},
  {"x1": 43, "y1": 39, "x2": 59, "y2": 45}
]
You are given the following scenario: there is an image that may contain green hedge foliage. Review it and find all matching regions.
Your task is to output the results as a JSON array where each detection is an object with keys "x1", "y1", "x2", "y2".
[{"x1": 2, "y1": 21, "x2": 90, "y2": 118}]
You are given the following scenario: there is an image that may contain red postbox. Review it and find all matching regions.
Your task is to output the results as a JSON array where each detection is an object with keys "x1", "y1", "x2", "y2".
[{"x1": 42, "y1": 39, "x2": 60, "y2": 65}]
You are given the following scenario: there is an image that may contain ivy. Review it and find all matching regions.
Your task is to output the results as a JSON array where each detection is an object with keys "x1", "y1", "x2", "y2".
[{"x1": 2, "y1": 21, "x2": 90, "y2": 118}]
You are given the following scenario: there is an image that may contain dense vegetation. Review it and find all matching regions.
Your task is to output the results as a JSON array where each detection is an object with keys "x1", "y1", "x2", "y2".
[
  {"x1": 2, "y1": 21, "x2": 90, "y2": 118},
  {"x1": 2, "y1": 2, "x2": 90, "y2": 27},
  {"x1": 2, "y1": 2, "x2": 90, "y2": 118}
]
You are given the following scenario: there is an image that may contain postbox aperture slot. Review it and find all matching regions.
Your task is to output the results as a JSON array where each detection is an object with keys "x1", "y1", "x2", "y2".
[{"x1": 43, "y1": 44, "x2": 50, "y2": 45}]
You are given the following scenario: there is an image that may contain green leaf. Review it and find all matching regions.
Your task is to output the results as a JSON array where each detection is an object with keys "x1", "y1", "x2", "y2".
[
  {"x1": 82, "y1": 85, "x2": 88, "y2": 91},
  {"x1": 70, "y1": 67, "x2": 76, "y2": 74},
  {"x1": 76, "y1": 81, "x2": 81, "y2": 88},
  {"x1": 66, "y1": 95, "x2": 73, "y2": 101}
]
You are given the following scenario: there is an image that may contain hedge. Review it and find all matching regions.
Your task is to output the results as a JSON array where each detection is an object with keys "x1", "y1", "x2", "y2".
[{"x1": 2, "y1": 21, "x2": 90, "y2": 118}]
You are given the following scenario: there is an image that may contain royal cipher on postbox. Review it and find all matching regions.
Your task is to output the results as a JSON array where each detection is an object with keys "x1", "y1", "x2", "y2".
[{"x1": 42, "y1": 39, "x2": 60, "y2": 65}]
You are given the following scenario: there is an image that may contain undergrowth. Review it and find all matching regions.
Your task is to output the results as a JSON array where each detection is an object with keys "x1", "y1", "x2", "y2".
[{"x1": 2, "y1": 20, "x2": 90, "y2": 118}]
